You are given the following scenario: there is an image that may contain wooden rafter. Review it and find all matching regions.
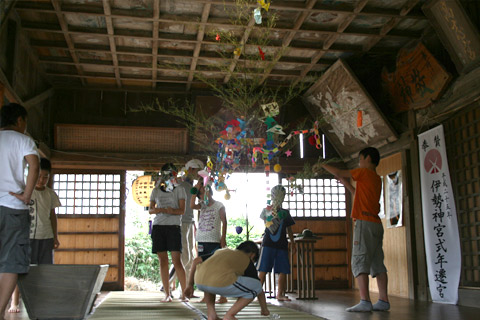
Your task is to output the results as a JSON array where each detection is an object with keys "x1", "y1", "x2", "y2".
[
  {"x1": 102, "y1": 0, "x2": 121, "y2": 87},
  {"x1": 50, "y1": 0, "x2": 85, "y2": 86},
  {"x1": 187, "y1": 1, "x2": 211, "y2": 91},
  {"x1": 151, "y1": 0, "x2": 159, "y2": 89}
]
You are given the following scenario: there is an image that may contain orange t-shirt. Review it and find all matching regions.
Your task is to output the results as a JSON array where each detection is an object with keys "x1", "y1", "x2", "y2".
[{"x1": 350, "y1": 168, "x2": 382, "y2": 223}]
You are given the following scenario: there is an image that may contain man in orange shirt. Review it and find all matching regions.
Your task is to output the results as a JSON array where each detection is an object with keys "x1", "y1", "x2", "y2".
[{"x1": 320, "y1": 147, "x2": 389, "y2": 312}]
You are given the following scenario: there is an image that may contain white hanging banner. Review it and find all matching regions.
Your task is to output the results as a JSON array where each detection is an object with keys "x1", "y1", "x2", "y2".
[{"x1": 418, "y1": 125, "x2": 461, "y2": 304}]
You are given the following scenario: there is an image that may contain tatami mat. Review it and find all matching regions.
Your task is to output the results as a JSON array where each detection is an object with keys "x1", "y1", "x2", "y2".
[{"x1": 88, "y1": 291, "x2": 326, "y2": 320}]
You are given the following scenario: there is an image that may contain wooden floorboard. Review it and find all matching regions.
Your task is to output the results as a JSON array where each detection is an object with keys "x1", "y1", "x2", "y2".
[{"x1": 4, "y1": 289, "x2": 479, "y2": 320}]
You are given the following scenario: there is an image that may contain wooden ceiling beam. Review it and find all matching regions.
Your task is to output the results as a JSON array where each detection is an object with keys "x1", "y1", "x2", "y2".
[
  {"x1": 50, "y1": 0, "x2": 85, "y2": 86},
  {"x1": 19, "y1": 19, "x2": 421, "y2": 42},
  {"x1": 151, "y1": 0, "x2": 159, "y2": 89},
  {"x1": 15, "y1": 1, "x2": 426, "y2": 21},
  {"x1": 187, "y1": 1, "x2": 211, "y2": 91},
  {"x1": 102, "y1": 0, "x2": 121, "y2": 88}
]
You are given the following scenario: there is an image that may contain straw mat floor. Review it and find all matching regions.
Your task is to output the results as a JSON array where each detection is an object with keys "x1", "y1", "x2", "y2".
[{"x1": 88, "y1": 291, "x2": 326, "y2": 320}]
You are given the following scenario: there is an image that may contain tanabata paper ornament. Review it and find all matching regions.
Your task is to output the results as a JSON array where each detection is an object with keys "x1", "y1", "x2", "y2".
[
  {"x1": 216, "y1": 34, "x2": 220, "y2": 41},
  {"x1": 357, "y1": 110, "x2": 363, "y2": 128},
  {"x1": 258, "y1": 0, "x2": 270, "y2": 11},
  {"x1": 224, "y1": 192, "x2": 231, "y2": 200},
  {"x1": 258, "y1": 46, "x2": 265, "y2": 60},
  {"x1": 254, "y1": 7, "x2": 262, "y2": 24},
  {"x1": 234, "y1": 48, "x2": 242, "y2": 56},
  {"x1": 308, "y1": 135, "x2": 316, "y2": 146},
  {"x1": 274, "y1": 164, "x2": 282, "y2": 172},
  {"x1": 261, "y1": 102, "x2": 279, "y2": 117},
  {"x1": 285, "y1": 150, "x2": 292, "y2": 157}
]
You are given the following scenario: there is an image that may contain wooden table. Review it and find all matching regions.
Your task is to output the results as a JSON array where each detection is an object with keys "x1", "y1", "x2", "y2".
[{"x1": 295, "y1": 238, "x2": 318, "y2": 300}]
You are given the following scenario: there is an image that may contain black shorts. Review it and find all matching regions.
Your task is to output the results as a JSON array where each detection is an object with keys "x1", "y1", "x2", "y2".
[
  {"x1": 151, "y1": 225, "x2": 182, "y2": 253},
  {"x1": 198, "y1": 242, "x2": 221, "y2": 256}
]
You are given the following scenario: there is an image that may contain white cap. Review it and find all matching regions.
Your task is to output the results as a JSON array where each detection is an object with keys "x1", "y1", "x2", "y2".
[{"x1": 185, "y1": 159, "x2": 204, "y2": 169}]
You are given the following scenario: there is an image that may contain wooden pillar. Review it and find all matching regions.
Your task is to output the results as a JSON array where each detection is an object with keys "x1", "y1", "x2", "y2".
[{"x1": 408, "y1": 109, "x2": 429, "y2": 301}]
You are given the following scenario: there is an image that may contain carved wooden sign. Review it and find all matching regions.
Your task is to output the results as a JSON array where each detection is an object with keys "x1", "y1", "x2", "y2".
[
  {"x1": 423, "y1": 0, "x2": 480, "y2": 74},
  {"x1": 382, "y1": 41, "x2": 451, "y2": 112},
  {"x1": 303, "y1": 59, "x2": 397, "y2": 160}
]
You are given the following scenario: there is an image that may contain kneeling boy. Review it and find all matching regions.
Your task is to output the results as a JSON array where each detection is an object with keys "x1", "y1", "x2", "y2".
[{"x1": 184, "y1": 241, "x2": 270, "y2": 320}]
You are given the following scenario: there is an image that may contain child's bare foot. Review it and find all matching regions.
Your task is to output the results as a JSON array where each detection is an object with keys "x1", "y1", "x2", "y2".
[
  {"x1": 161, "y1": 296, "x2": 173, "y2": 302},
  {"x1": 216, "y1": 296, "x2": 228, "y2": 304},
  {"x1": 277, "y1": 295, "x2": 291, "y2": 301},
  {"x1": 180, "y1": 295, "x2": 189, "y2": 302},
  {"x1": 260, "y1": 307, "x2": 270, "y2": 316},
  {"x1": 8, "y1": 305, "x2": 20, "y2": 313},
  {"x1": 222, "y1": 315, "x2": 237, "y2": 320}
]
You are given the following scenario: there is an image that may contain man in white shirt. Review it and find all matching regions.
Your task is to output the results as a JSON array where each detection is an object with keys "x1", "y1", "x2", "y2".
[{"x1": 0, "y1": 103, "x2": 39, "y2": 319}]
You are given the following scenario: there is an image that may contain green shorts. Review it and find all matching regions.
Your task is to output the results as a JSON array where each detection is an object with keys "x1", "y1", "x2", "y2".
[
  {"x1": 351, "y1": 219, "x2": 387, "y2": 278},
  {"x1": 0, "y1": 206, "x2": 31, "y2": 274}
]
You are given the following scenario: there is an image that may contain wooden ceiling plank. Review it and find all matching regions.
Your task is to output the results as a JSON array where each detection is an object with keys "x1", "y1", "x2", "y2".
[
  {"x1": 187, "y1": 1, "x2": 211, "y2": 91},
  {"x1": 102, "y1": 0, "x2": 121, "y2": 87},
  {"x1": 363, "y1": 0, "x2": 421, "y2": 52},
  {"x1": 151, "y1": 0, "x2": 159, "y2": 89},
  {"x1": 50, "y1": 0, "x2": 85, "y2": 86}
]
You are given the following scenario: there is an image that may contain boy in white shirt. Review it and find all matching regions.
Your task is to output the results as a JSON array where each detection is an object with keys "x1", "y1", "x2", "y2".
[{"x1": 0, "y1": 103, "x2": 39, "y2": 318}]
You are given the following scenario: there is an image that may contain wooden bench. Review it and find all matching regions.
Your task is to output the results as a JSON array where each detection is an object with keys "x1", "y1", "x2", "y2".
[{"x1": 18, "y1": 264, "x2": 109, "y2": 320}]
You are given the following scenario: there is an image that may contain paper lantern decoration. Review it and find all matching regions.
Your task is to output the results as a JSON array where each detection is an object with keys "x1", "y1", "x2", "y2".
[{"x1": 132, "y1": 175, "x2": 155, "y2": 207}]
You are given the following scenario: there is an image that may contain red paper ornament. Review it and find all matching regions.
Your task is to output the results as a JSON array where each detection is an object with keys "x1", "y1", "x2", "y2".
[
  {"x1": 308, "y1": 135, "x2": 316, "y2": 146},
  {"x1": 357, "y1": 110, "x2": 363, "y2": 128}
]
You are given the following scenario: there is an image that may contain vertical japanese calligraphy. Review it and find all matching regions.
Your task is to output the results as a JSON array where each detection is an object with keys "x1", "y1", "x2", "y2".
[{"x1": 418, "y1": 125, "x2": 461, "y2": 304}]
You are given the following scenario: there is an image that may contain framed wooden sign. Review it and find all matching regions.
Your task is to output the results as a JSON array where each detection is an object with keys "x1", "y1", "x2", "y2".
[
  {"x1": 303, "y1": 59, "x2": 397, "y2": 160},
  {"x1": 382, "y1": 41, "x2": 452, "y2": 112},
  {"x1": 423, "y1": 0, "x2": 480, "y2": 74}
]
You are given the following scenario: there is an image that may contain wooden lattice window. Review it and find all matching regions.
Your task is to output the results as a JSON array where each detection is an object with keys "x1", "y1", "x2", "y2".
[
  {"x1": 53, "y1": 174, "x2": 122, "y2": 215},
  {"x1": 281, "y1": 178, "x2": 347, "y2": 218},
  {"x1": 444, "y1": 104, "x2": 480, "y2": 287}
]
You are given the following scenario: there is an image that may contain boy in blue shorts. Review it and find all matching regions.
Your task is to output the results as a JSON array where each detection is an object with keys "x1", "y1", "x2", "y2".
[{"x1": 257, "y1": 185, "x2": 295, "y2": 301}]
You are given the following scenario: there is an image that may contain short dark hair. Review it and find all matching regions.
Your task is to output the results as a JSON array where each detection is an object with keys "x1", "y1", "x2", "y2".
[
  {"x1": 359, "y1": 147, "x2": 380, "y2": 166},
  {"x1": 236, "y1": 241, "x2": 259, "y2": 262},
  {"x1": 40, "y1": 158, "x2": 52, "y2": 173},
  {"x1": 0, "y1": 103, "x2": 27, "y2": 128}
]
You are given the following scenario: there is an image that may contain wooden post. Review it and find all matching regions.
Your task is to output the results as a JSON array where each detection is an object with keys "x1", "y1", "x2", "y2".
[{"x1": 295, "y1": 239, "x2": 317, "y2": 300}]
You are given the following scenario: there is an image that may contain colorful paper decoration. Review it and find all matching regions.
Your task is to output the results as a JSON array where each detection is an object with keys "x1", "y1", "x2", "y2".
[
  {"x1": 234, "y1": 47, "x2": 242, "y2": 56},
  {"x1": 254, "y1": 7, "x2": 262, "y2": 24},
  {"x1": 258, "y1": 0, "x2": 270, "y2": 11},
  {"x1": 216, "y1": 34, "x2": 221, "y2": 41},
  {"x1": 357, "y1": 110, "x2": 363, "y2": 128},
  {"x1": 258, "y1": 46, "x2": 265, "y2": 60},
  {"x1": 274, "y1": 164, "x2": 282, "y2": 172},
  {"x1": 285, "y1": 150, "x2": 292, "y2": 157}
]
